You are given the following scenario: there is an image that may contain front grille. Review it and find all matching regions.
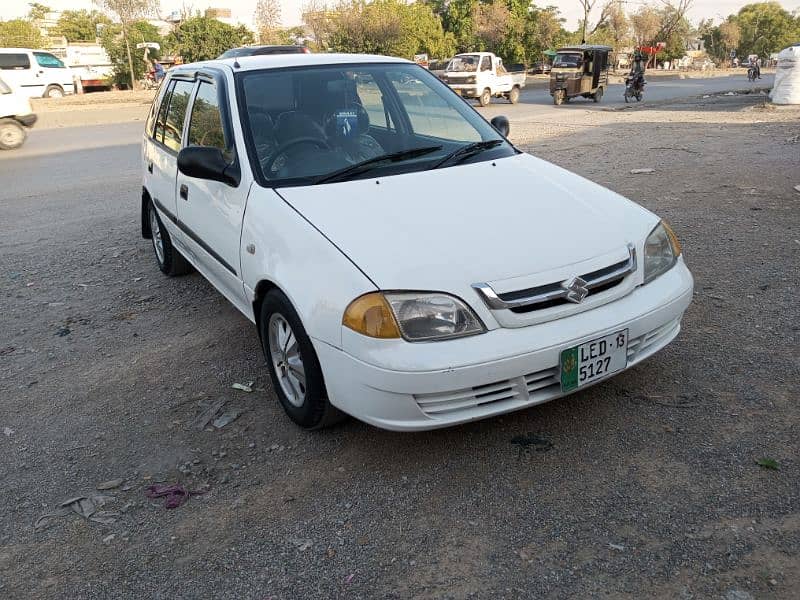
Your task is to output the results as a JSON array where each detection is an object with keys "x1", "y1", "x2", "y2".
[
  {"x1": 414, "y1": 367, "x2": 559, "y2": 417},
  {"x1": 473, "y1": 245, "x2": 636, "y2": 314}
]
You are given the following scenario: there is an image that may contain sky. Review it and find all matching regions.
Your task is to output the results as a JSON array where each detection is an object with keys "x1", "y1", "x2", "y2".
[{"x1": 3, "y1": 0, "x2": 800, "y2": 30}]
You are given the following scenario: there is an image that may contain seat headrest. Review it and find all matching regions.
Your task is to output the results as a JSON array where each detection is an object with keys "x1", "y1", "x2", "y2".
[{"x1": 324, "y1": 104, "x2": 370, "y2": 141}]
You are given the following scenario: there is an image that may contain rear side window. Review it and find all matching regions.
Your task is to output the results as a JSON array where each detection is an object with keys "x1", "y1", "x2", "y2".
[
  {"x1": 34, "y1": 52, "x2": 65, "y2": 68},
  {"x1": 0, "y1": 53, "x2": 31, "y2": 70},
  {"x1": 156, "y1": 79, "x2": 194, "y2": 152},
  {"x1": 163, "y1": 80, "x2": 194, "y2": 151},
  {"x1": 188, "y1": 81, "x2": 227, "y2": 152},
  {"x1": 153, "y1": 80, "x2": 176, "y2": 144}
]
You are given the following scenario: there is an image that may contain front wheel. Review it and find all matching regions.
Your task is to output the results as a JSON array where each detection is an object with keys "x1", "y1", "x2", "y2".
[
  {"x1": 479, "y1": 88, "x2": 491, "y2": 107},
  {"x1": 148, "y1": 202, "x2": 192, "y2": 276},
  {"x1": 508, "y1": 86, "x2": 520, "y2": 104},
  {"x1": 0, "y1": 118, "x2": 26, "y2": 150},
  {"x1": 260, "y1": 290, "x2": 344, "y2": 429},
  {"x1": 593, "y1": 86, "x2": 604, "y2": 103},
  {"x1": 635, "y1": 91, "x2": 643, "y2": 102},
  {"x1": 553, "y1": 89, "x2": 565, "y2": 105}
]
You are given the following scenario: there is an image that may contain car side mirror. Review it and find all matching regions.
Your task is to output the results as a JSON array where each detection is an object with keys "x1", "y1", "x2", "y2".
[
  {"x1": 177, "y1": 146, "x2": 240, "y2": 187},
  {"x1": 490, "y1": 115, "x2": 510, "y2": 137}
]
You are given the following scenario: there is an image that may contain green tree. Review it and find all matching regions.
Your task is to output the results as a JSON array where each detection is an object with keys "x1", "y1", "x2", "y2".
[
  {"x1": 733, "y1": 2, "x2": 800, "y2": 57},
  {"x1": 96, "y1": 0, "x2": 159, "y2": 91},
  {"x1": 100, "y1": 20, "x2": 161, "y2": 87},
  {"x1": 53, "y1": 10, "x2": 111, "y2": 42},
  {"x1": 0, "y1": 19, "x2": 44, "y2": 47},
  {"x1": 165, "y1": 16, "x2": 255, "y2": 62},
  {"x1": 327, "y1": 0, "x2": 453, "y2": 59},
  {"x1": 27, "y1": 2, "x2": 51, "y2": 21}
]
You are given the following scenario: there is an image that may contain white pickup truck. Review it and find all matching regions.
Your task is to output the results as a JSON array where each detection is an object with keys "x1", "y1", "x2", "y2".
[{"x1": 440, "y1": 52, "x2": 526, "y2": 106}]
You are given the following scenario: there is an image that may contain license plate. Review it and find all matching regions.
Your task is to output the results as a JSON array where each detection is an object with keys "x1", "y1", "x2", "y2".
[{"x1": 560, "y1": 329, "x2": 628, "y2": 392}]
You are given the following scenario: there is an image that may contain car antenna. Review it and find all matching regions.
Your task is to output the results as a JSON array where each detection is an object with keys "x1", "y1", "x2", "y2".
[{"x1": 233, "y1": 59, "x2": 241, "y2": 69}]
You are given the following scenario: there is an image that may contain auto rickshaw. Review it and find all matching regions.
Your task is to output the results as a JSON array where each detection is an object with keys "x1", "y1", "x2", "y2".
[{"x1": 549, "y1": 44, "x2": 611, "y2": 105}]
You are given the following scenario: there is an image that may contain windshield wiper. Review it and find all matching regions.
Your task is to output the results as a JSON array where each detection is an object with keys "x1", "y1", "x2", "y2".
[
  {"x1": 313, "y1": 145, "x2": 442, "y2": 185},
  {"x1": 432, "y1": 139, "x2": 504, "y2": 169}
]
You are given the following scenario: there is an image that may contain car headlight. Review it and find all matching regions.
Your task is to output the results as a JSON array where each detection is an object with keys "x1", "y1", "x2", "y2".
[
  {"x1": 465, "y1": 75, "x2": 476, "y2": 84},
  {"x1": 343, "y1": 292, "x2": 485, "y2": 342},
  {"x1": 643, "y1": 221, "x2": 681, "y2": 284}
]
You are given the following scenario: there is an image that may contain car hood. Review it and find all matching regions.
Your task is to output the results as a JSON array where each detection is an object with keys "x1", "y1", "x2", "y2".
[{"x1": 278, "y1": 153, "x2": 657, "y2": 292}]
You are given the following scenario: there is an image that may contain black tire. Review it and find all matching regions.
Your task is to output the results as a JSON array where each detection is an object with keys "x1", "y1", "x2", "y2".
[
  {"x1": 508, "y1": 86, "x2": 520, "y2": 104},
  {"x1": 624, "y1": 90, "x2": 630, "y2": 103},
  {"x1": 259, "y1": 290, "x2": 345, "y2": 429},
  {"x1": 479, "y1": 88, "x2": 491, "y2": 107},
  {"x1": 0, "y1": 118, "x2": 26, "y2": 150},
  {"x1": 44, "y1": 85, "x2": 64, "y2": 98},
  {"x1": 635, "y1": 91, "x2": 642, "y2": 102},
  {"x1": 553, "y1": 89, "x2": 564, "y2": 105},
  {"x1": 147, "y1": 202, "x2": 192, "y2": 276},
  {"x1": 593, "y1": 86, "x2": 603, "y2": 103}
]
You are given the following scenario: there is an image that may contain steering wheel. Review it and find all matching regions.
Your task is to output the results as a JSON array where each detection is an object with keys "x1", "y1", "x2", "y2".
[{"x1": 263, "y1": 137, "x2": 332, "y2": 173}]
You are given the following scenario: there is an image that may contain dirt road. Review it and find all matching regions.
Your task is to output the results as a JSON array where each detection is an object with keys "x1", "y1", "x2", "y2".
[{"x1": 0, "y1": 92, "x2": 798, "y2": 599}]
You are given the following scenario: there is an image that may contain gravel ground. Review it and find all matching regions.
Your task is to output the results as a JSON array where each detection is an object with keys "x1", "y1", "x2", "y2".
[{"x1": 0, "y1": 92, "x2": 798, "y2": 599}]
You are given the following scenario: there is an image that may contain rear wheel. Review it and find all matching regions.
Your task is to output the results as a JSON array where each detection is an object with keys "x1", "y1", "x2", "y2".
[
  {"x1": 635, "y1": 91, "x2": 642, "y2": 101},
  {"x1": 148, "y1": 202, "x2": 192, "y2": 276},
  {"x1": 479, "y1": 88, "x2": 491, "y2": 107},
  {"x1": 260, "y1": 290, "x2": 344, "y2": 429},
  {"x1": 44, "y1": 85, "x2": 64, "y2": 99},
  {"x1": 508, "y1": 86, "x2": 520, "y2": 104},
  {"x1": 0, "y1": 119, "x2": 26, "y2": 150}
]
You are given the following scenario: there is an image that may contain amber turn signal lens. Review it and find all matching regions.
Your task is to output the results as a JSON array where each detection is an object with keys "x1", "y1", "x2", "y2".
[
  {"x1": 662, "y1": 220, "x2": 682, "y2": 257},
  {"x1": 342, "y1": 293, "x2": 401, "y2": 339}
]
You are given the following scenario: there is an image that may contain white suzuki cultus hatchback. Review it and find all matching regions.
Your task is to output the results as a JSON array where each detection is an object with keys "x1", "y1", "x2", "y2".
[{"x1": 140, "y1": 54, "x2": 693, "y2": 431}]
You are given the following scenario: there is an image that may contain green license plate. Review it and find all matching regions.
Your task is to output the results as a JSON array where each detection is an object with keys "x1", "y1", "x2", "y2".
[{"x1": 560, "y1": 329, "x2": 629, "y2": 392}]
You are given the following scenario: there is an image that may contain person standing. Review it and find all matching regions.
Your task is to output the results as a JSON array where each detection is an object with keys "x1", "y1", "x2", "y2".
[{"x1": 153, "y1": 59, "x2": 165, "y2": 83}]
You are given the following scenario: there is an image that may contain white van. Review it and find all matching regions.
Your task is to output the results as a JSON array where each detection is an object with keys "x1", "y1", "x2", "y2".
[
  {"x1": 0, "y1": 75, "x2": 37, "y2": 150},
  {"x1": 0, "y1": 48, "x2": 75, "y2": 98}
]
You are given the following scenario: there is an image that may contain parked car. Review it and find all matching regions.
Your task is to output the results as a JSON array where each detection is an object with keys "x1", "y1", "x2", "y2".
[
  {"x1": 530, "y1": 61, "x2": 551, "y2": 74},
  {"x1": 440, "y1": 52, "x2": 526, "y2": 106},
  {"x1": 0, "y1": 75, "x2": 37, "y2": 150},
  {"x1": 140, "y1": 53, "x2": 693, "y2": 431},
  {"x1": 218, "y1": 45, "x2": 311, "y2": 59},
  {"x1": 0, "y1": 48, "x2": 75, "y2": 98}
]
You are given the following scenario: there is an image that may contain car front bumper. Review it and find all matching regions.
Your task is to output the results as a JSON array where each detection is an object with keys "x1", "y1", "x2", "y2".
[
  {"x1": 315, "y1": 259, "x2": 693, "y2": 431},
  {"x1": 448, "y1": 84, "x2": 479, "y2": 97}
]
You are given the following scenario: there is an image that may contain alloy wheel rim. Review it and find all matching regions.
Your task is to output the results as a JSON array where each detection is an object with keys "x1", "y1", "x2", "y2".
[
  {"x1": 268, "y1": 313, "x2": 306, "y2": 408},
  {"x1": 150, "y1": 207, "x2": 164, "y2": 264}
]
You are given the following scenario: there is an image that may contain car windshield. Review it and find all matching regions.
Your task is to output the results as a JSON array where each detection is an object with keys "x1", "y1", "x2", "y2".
[
  {"x1": 553, "y1": 53, "x2": 582, "y2": 68},
  {"x1": 238, "y1": 63, "x2": 513, "y2": 187},
  {"x1": 446, "y1": 56, "x2": 479, "y2": 72}
]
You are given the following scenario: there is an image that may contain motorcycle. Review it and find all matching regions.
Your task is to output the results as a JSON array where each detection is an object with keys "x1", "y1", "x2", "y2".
[
  {"x1": 623, "y1": 75, "x2": 644, "y2": 103},
  {"x1": 747, "y1": 65, "x2": 757, "y2": 82}
]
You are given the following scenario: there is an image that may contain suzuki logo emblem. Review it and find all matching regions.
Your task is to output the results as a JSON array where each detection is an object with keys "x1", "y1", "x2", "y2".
[{"x1": 561, "y1": 276, "x2": 589, "y2": 303}]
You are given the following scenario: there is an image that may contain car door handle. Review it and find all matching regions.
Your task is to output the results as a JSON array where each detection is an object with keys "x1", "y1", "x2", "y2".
[
  {"x1": 147, "y1": 162, "x2": 153, "y2": 173},
  {"x1": 179, "y1": 184, "x2": 188, "y2": 200}
]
